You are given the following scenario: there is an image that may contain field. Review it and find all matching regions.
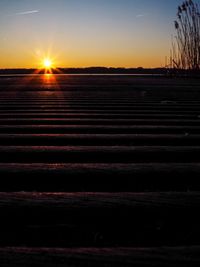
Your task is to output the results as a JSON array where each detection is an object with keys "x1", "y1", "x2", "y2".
[{"x1": 0, "y1": 74, "x2": 200, "y2": 266}]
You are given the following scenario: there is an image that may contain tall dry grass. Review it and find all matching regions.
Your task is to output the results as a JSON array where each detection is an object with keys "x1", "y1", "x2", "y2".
[{"x1": 171, "y1": 0, "x2": 200, "y2": 73}]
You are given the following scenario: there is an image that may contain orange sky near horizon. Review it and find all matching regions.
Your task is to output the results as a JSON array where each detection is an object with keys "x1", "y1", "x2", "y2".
[{"x1": 0, "y1": 36, "x2": 170, "y2": 69}]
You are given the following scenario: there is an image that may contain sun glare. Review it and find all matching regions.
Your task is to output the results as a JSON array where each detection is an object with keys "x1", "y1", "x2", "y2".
[
  {"x1": 43, "y1": 59, "x2": 52, "y2": 68},
  {"x1": 36, "y1": 54, "x2": 59, "y2": 74}
]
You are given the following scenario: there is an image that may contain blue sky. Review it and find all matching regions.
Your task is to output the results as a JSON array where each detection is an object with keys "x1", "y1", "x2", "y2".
[{"x1": 0, "y1": 0, "x2": 184, "y2": 68}]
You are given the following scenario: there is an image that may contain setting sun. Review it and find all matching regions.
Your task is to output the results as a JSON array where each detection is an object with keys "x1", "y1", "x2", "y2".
[
  {"x1": 43, "y1": 59, "x2": 52, "y2": 69},
  {"x1": 36, "y1": 56, "x2": 59, "y2": 74}
]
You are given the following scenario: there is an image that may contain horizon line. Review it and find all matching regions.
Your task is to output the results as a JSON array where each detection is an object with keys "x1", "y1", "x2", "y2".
[{"x1": 0, "y1": 66, "x2": 165, "y2": 70}]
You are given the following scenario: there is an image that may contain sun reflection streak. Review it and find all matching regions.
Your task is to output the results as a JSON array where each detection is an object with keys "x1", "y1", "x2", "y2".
[
  {"x1": 43, "y1": 73, "x2": 55, "y2": 84},
  {"x1": 41, "y1": 73, "x2": 63, "y2": 94}
]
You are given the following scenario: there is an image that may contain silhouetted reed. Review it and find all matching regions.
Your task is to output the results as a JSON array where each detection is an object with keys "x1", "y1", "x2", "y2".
[{"x1": 171, "y1": 0, "x2": 200, "y2": 74}]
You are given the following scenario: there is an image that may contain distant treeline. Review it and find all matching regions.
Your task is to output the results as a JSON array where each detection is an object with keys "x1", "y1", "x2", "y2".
[{"x1": 0, "y1": 67, "x2": 167, "y2": 75}]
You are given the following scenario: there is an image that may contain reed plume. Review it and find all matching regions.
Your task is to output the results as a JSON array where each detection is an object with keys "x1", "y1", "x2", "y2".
[{"x1": 171, "y1": 0, "x2": 200, "y2": 73}]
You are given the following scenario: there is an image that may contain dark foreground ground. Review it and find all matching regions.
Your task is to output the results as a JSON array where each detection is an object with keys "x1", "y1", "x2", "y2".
[{"x1": 0, "y1": 75, "x2": 200, "y2": 266}]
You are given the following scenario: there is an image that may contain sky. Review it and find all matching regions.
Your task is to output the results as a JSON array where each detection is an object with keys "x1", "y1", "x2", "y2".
[{"x1": 0, "y1": 0, "x2": 184, "y2": 68}]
